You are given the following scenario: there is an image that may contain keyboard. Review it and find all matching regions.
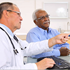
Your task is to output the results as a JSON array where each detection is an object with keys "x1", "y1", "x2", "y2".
[{"x1": 37, "y1": 56, "x2": 70, "y2": 69}]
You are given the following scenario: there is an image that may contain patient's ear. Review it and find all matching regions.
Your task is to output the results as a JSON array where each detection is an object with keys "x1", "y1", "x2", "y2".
[{"x1": 34, "y1": 20, "x2": 37, "y2": 25}]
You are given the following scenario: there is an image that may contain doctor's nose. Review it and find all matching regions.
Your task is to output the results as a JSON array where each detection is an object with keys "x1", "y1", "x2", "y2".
[{"x1": 20, "y1": 16, "x2": 23, "y2": 21}]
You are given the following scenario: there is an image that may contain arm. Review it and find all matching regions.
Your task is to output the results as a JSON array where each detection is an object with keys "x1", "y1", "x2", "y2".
[
  {"x1": 0, "y1": 39, "x2": 55, "y2": 70},
  {"x1": 22, "y1": 33, "x2": 70, "y2": 56},
  {"x1": 26, "y1": 31, "x2": 70, "y2": 57},
  {"x1": 0, "y1": 33, "x2": 69, "y2": 69},
  {"x1": 26, "y1": 31, "x2": 59, "y2": 57}
]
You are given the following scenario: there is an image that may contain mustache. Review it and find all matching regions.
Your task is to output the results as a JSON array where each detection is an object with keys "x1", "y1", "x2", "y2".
[{"x1": 43, "y1": 21, "x2": 50, "y2": 24}]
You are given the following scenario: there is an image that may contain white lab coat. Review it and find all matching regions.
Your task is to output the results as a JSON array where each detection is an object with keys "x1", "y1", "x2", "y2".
[{"x1": 0, "y1": 25, "x2": 52, "y2": 69}]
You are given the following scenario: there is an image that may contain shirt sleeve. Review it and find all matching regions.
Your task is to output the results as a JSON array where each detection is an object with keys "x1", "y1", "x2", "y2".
[
  {"x1": 3, "y1": 63, "x2": 37, "y2": 70},
  {"x1": 50, "y1": 43, "x2": 69, "y2": 57},
  {"x1": 20, "y1": 40, "x2": 53, "y2": 56},
  {"x1": 31, "y1": 43, "x2": 69, "y2": 58}
]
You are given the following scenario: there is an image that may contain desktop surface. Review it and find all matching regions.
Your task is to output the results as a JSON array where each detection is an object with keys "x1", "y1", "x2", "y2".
[
  {"x1": 27, "y1": 55, "x2": 70, "y2": 69},
  {"x1": 27, "y1": 55, "x2": 70, "y2": 63},
  {"x1": 59, "y1": 55, "x2": 70, "y2": 63},
  {"x1": 37, "y1": 56, "x2": 70, "y2": 69}
]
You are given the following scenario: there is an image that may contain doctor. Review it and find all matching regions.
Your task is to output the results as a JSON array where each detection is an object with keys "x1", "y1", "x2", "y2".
[{"x1": 0, "y1": 2, "x2": 69, "y2": 70}]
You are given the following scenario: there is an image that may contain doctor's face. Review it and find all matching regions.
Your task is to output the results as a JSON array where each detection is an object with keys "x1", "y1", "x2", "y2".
[
  {"x1": 35, "y1": 10, "x2": 50, "y2": 30},
  {"x1": 8, "y1": 5, "x2": 23, "y2": 32}
]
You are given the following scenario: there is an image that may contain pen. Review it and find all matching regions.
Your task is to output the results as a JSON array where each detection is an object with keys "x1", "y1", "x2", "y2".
[
  {"x1": 64, "y1": 35, "x2": 70, "y2": 38},
  {"x1": 68, "y1": 35, "x2": 70, "y2": 37}
]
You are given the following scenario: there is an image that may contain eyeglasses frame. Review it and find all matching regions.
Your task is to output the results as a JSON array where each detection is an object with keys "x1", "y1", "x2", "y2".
[
  {"x1": 6, "y1": 10, "x2": 21, "y2": 16},
  {"x1": 35, "y1": 14, "x2": 50, "y2": 20}
]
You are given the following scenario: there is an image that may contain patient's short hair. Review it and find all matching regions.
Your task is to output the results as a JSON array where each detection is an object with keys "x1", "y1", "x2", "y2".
[{"x1": 32, "y1": 9, "x2": 42, "y2": 21}]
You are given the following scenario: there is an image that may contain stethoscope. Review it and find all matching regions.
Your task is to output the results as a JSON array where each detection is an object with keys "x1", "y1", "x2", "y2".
[
  {"x1": 0, "y1": 27, "x2": 26, "y2": 55},
  {"x1": 13, "y1": 35, "x2": 27, "y2": 54}
]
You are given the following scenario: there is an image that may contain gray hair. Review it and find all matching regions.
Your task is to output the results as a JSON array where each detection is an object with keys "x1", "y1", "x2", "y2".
[
  {"x1": 0, "y1": 2, "x2": 16, "y2": 19},
  {"x1": 32, "y1": 9, "x2": 43, "y2": 21}
]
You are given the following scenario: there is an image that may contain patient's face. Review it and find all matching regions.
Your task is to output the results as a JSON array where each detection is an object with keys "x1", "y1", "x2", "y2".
[{"x1": 35, "y1": 10, "x2": 50, "y2": 30}]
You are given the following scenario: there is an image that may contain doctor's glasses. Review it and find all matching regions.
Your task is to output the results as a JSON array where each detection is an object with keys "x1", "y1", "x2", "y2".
[{"x1": 7, "y1": 10, "x2": 21, "y2": 16}]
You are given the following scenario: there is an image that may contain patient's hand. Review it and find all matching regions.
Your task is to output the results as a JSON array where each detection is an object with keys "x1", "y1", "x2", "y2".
[
  {"x1": 59, "y1": 47, "x2": 69, "y2": 56},
  {"x1": 69, "y1": 50, "x2": 70, "y2": 54}
]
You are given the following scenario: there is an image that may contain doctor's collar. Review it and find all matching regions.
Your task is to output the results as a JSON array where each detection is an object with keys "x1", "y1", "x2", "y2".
[{"x1": 0, "y1": 23, "x2": 14, "y2": 37}]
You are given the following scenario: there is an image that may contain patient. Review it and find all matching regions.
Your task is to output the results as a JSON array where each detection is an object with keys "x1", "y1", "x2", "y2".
[{"x1": 26, "y1": 9, "x2": 70, "y2": 58}]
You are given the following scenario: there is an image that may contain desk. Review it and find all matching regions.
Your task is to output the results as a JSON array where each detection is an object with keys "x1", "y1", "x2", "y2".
[
  {"x1": 27, "y1": 55, "x2": 70, "y2": 70},
  {"x1": 59, "y1": 55, "x2": 70, "y2": 63},
  {"x1": 27, "y1": 55, "x2": 70, "y2": 63}
]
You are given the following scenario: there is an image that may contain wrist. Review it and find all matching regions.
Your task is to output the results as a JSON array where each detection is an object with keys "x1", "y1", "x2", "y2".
[{"x1": 48, "y1": 37, "x2": 56, "y2": 48}]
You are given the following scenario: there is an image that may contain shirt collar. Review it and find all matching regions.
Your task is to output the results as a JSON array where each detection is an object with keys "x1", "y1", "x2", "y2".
[
  {"x1": 37, "y1": 26, "x2": 51, "y2": 34},
  {"x1": 0, "y1": 24, "x2": 14, "y2": 37}
]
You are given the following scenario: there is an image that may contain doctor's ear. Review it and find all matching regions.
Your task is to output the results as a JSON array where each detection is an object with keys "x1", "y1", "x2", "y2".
[{"x1": 3, "y1": 10, "x2": 9, "y2": 18}]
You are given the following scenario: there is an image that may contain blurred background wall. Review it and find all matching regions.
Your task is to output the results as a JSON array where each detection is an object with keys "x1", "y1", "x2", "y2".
[{"x1": 0, "y1": 0, "x2": 70, "y2": 35}]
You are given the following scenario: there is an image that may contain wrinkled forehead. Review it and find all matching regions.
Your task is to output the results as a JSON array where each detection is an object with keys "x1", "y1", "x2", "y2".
[
  {"x1": 36, "y1": 10, "x2": 48, "y2": 17},
  {"x1": 12, "y1": 4, "x2": 20, "y2": 12}
]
